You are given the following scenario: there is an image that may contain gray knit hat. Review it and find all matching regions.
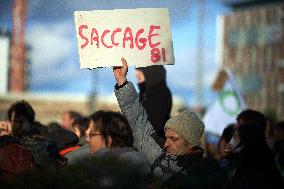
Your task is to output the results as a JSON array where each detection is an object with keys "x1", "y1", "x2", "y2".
[{"x1": 164, "y1": 111, "x2": 205, "y2": 147}]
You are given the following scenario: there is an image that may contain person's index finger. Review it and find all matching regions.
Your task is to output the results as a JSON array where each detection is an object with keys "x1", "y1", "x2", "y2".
[
  {"x1": 121, "y1": 57, "x2": 127, "y2": 64},
  {"x1": 121, "y1": 58, "x2": 129, "y2": 68}
]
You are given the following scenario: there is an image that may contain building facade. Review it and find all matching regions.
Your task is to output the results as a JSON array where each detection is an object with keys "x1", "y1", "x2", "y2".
[{"x1": 218, "y1": 2, "x2": 284, "y2": 119}]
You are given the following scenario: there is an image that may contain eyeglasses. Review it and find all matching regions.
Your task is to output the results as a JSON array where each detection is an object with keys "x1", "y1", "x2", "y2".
[{"x1": 89, "y1": 133, "x2": 102, "y2": 138}]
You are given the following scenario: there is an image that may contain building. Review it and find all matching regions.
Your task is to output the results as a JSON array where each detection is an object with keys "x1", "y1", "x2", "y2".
[
  {"x1": 0, "y1": 93, "x2": 184, "y2": 124},
  {"x1": 218, "y1": 1, "x2": 284, "y2": 119},
  {"x1": 0, "y1": 93, "x2": 118, "y2": 124}
]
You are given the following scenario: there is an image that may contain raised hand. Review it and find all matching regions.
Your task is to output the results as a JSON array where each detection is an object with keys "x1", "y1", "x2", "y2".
[
  {"x1": 0, "y1": 121, "x2": 12, "y2": 136},
  {"x1": 113, "y1": 57, "x2": 128, "y2": 86}
]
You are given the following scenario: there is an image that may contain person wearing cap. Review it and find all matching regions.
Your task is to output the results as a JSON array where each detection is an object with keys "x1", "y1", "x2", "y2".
[{"x1": 113, "y1": 58, "x2": 223, "y2": 187}]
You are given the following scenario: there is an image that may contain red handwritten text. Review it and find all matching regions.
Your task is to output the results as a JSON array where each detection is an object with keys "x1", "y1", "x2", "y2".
[{"x1": 78, "y1": 24, "x2": 166, "y2": 63}]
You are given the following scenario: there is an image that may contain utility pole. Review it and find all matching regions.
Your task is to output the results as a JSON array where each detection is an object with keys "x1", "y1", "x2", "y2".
[
  {"x1": 9, "y1": 0, "x2": 26, "y2": 92},
  {"x1": 88, "y1": 70, "x2": 98, "y2": 113},
  {"x1": 196, "y1": 0, "x2": 205, "y2": 107}
]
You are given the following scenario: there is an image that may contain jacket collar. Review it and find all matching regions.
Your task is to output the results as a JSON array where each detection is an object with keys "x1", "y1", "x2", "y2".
[{"x1": 176, "y1": 147, "x2": 204, "y2": 167}]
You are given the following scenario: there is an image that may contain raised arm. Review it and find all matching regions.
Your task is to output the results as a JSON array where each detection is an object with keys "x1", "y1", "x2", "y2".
[
  {"x1": 113, "y1": 58, "x2": 163, "y2": 165},
  {"x1": 113, "y1": 58, "x2": 128, "y2": 86}
]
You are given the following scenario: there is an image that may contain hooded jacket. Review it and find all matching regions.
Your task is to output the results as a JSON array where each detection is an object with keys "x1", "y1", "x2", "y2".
[
  {"x1": 46, "y1": 127, "x2": 80, "y2": 157},
  {"x1": 136, "y1": 66, "x2": 172, "y2": 139}
]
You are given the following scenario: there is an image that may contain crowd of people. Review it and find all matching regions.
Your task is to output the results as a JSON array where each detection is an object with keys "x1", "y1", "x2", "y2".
[{"x1": 0, "y1": 58, "x2": 283, "y2": 188}]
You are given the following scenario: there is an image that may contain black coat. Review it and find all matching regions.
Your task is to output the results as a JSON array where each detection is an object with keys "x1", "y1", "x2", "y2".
[
  {"x1": 227, "y1": 144, "x2": 284, "y2": 189},
  {"x1": 223, "y1": 123, "x2": 284, "y2": 189},
  {"x1": 161, "y1": 151, "x2": 224, "y2": 189},
  {"x1": 136, "y1": 65, "x2": 172, "y2": 139}
]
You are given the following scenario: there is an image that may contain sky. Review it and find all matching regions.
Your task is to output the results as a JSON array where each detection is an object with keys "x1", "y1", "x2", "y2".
[{"x1": 0, "y1": 0, "x2": 231, "y2": 107}]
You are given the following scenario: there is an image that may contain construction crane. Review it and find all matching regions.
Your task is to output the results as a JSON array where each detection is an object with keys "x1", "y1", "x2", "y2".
[{"x1": 9, "y1": 0, "x2": 26, "y2": 92}]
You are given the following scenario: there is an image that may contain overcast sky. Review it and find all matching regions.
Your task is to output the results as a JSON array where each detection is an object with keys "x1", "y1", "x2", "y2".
[{"x1": 0, "y1": 0, "x2": 231, "y2": 107}]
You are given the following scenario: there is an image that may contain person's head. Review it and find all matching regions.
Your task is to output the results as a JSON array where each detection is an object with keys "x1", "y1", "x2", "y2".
[
  {"x1": 232, "y1": 109, "x2": 267, "y2": 148},
  {"x1": 7, "y1": 100, "x2": 35, "y2": 124},
  {"x1": 236, "y1": 109, "x2": 266, "y2": 133},
  {"x1": 164, "y1": 111, "x2": 205, "y2": 156},
  {"x1": 273, "y1": 121, "x2": 284, "y2": 141},
  {"x1": 218, "y1": 123, "x2": 235, "y2": 158},
  {"x1": 47, "y1": 122, "x2": 62, "y2": 133},
  {"x1": 6, "y1": 100, "x2": 39, "y2": 137},
  {"x1": 71, "y1": 117, "x2": 90, "y2": 138},
  {"x1": 61, "y1": 111, "x2": 82, "y2": 130},
  {"x1": 135, "y1": 65, "x2": 166, "y2": 87},
  {"x1": 86, "y1": 110, "x2": 134, "y2": 154}
]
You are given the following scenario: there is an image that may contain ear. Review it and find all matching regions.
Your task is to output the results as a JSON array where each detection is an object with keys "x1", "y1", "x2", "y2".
[{"x1": 184, "y1": 143, "x2": 194, "y2": 155}]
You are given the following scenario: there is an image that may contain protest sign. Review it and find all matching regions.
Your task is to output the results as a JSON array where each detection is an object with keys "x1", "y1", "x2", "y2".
[{"x1": 74, "y1": 8, "x2": 174, "y2": 68}]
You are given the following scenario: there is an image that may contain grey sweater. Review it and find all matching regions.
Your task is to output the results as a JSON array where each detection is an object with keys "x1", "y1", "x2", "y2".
[{"x1": 115, "y1": 81, "x2": 182, "y2": 179}]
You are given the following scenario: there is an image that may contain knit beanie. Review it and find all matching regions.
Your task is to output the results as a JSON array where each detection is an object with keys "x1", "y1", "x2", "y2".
[{"x1": 164, "y1": 111, "x2": 205, "y2": 147}]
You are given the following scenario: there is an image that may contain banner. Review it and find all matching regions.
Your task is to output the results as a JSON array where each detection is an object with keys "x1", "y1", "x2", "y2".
[
  {"x1": 203, "y1": 68, "x2": 246, "y2": 135},
  {"x1": 74, "y1": 8, "x2": 175, "y2": 68}
]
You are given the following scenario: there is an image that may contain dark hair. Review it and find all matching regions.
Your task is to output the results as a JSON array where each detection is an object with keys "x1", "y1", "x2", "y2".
[
  {"x1": 239, "y1": 123, "x2": 269, "y2": 150},
  {"x1": 237, "y1": 109, "x2": 266, "y2": 136},
  {"x1": 7, "y1": 100, "x2": 39, "y2": 137},
  {"x1": 47, "y1": 122, "x2": 62, "y2": 133},
  {"x1": 89, "y1": 111, "x2": 133, "y2": 148},
  {"x1": 72, "y1": 117, "x2": 90, "y2": 137},
  {"x1": 220, "y1": 124, "x2": 235, "y2": 143},
  {"x1": 11, "y1": 120, "x2": 48, "y2": 138},
  {"x1": 66, "y1": 111, "x2": 82, "y2": 120},
  {"x1": 217, "y1": 124, "x2": 235, "y2": 158},
  {"x1": 7, "y1": 100, "x2": 35, "y2": 123},
  {"x1": 218, "y1": 124, "x2": 234, "y2": 146},
  {"x1": 274, "y1": 121, "x2": 284, "y2": 130}
]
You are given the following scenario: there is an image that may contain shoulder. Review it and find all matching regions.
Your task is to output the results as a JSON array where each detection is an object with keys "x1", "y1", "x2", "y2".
[
  {"x1": 0, "y1": 143, "x2": 35, "y2": 175},
  {"x1": 65, "y1": 144, "x2": 91, "y2": 165}
]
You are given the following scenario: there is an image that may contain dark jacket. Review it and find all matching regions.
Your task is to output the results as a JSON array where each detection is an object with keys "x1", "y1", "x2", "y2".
[
  {"x1": 162, "y1": 152, "x2": 223, "y2": 189},
  {"x1": 136, "y1": 66, "x2": 172, "y2": 139},
  {"x1": 0, "y1": 136, "x2": 34, "y2": 177},
  {"x1": 46, "y1": 127, "x2": 80, "y2": 153},
  {"x1": 226, "y1": 143, "x2": 284, "y2": 189},
  {"x1": 18, "y1": 135, "x2": 63, "y2": 168},
  {"x1": 0, "y1": 134, "x2": 62, "y2": 176}
]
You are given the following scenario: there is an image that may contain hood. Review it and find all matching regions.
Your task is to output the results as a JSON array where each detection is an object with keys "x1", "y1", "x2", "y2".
[{"x1": 136, "y1": 65, "x2": 167, "y2": 89}]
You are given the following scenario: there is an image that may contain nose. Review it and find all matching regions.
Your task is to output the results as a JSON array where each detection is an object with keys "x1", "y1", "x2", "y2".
[
  {"x1": 164, "y1": 138, "x2": 171, "y2": 148},
  {"x1": 85, "y1": 135, "x2": 90, "y2": 144},
  {"x1": 85, "y1": 128, "x2": 91, "y2": 144}
]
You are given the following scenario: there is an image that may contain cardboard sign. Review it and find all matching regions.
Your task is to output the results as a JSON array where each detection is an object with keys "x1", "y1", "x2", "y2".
[{"x1": 74, "y1": 8, "x2": 174, "y2": 68}]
